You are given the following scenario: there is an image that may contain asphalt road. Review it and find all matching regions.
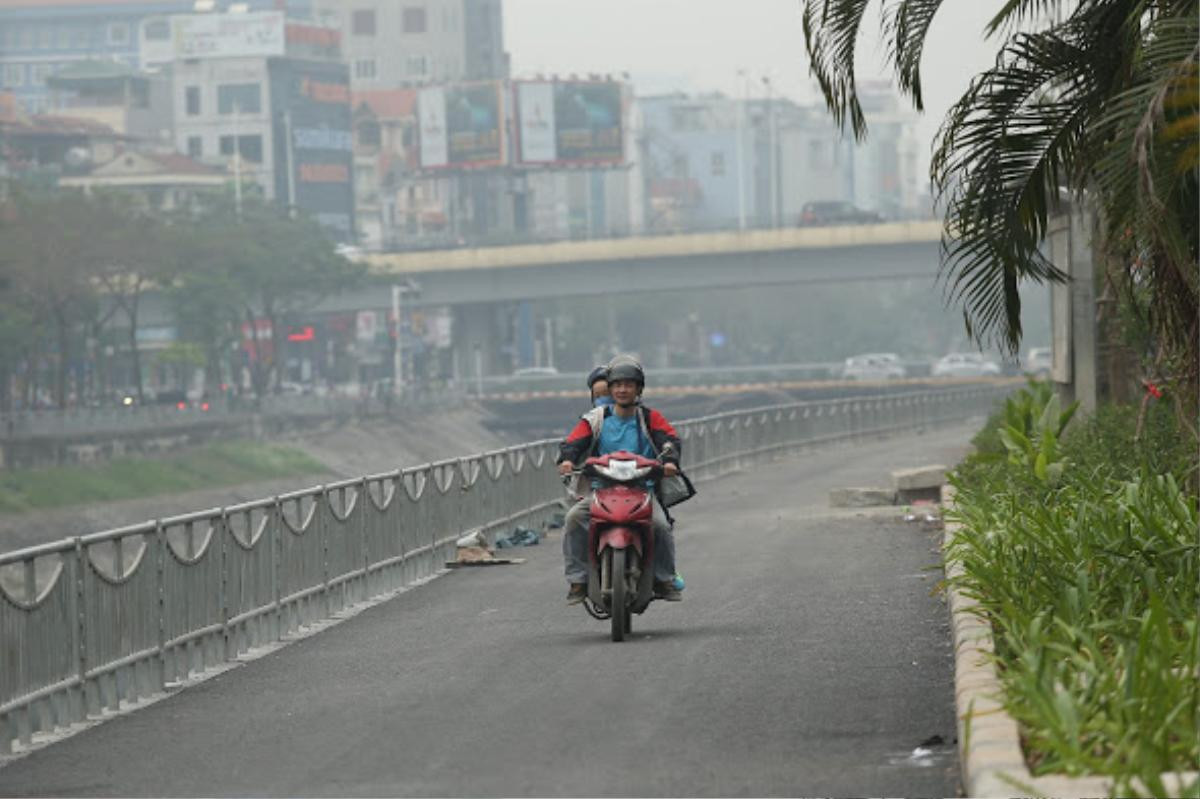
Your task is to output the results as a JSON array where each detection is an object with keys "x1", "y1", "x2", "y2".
[{"x1": 0, "y1": 423, "x2": 978, "y2": 797}]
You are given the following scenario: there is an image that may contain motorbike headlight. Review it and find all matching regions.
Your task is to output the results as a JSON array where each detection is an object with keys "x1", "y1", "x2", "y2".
[{"x1": 602, "y1": 459, "x2": 650, "y2": 482}]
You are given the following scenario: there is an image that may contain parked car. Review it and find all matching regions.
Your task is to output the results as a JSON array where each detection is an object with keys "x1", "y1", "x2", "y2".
[
  {"x1": 840, "y1": 353, "x2": 907, "y2": 381},
  {"x1": 931, "y1": 352, "x2": 1002, "y2": 378},
  {"x1": 798, "y1": 201, "x2": 884, "y2": 226},
  {"x1": 511, "y1": 367, "x2": 560, "y2": 378},
  {"x1": 1024, "y1": 347, "x2": 1052, "y2": 377}
]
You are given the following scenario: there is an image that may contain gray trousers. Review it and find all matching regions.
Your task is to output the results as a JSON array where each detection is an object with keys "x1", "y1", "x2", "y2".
[{"x1": 563, "y1": 495, "x2": 676, "y2": 584}]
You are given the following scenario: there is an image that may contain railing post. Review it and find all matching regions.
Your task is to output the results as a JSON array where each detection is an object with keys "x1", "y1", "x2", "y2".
[
  {"x1": 320, "y1": 487, "x2": 331, "y2": 617},
  {"x1": 271, "y1": 497, "x2": 282, "y2": 639},
  {"x1": 154, "y1": 521, "x2": 166, "y2": 690},
  {"x1": 75, "y1": 537, "x2": 97, "y2": 716},
  {"x1": 359, "y1": 478, "x2": 370, "y2": 600},
  {"x1": 219, "y1": 508, "x2": 231, "y2": 662}
]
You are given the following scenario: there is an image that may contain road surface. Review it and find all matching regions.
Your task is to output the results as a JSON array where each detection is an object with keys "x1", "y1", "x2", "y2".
[{"x1": 0, "y1": 423, "x2": 978, "y2": 797}]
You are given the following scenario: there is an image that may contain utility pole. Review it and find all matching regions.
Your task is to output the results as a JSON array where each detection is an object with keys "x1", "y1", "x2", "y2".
[
  {"x1": 232, "y1": 101, "x2": 243, "y2": 220},
  {"x1": 391, "y1": 284, "x2": 404, "y2": 398},
  {"x1": 735, "y1": 69, "x2": 747, "y2": 232},
  {"x1": 283, "y1": 108, "x2": 297, "y2": 217},
  {"x1": 763, "y1": 76, "x2": 780, "y2": 228}
]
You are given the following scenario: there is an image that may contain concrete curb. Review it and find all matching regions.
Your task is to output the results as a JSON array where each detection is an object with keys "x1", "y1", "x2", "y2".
[{"x1": 941, "y1": 487, "x2": 1198, "y2": 799}]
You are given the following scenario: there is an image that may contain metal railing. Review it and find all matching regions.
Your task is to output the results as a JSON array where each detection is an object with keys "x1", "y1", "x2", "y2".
[{"x1": 0, "y1": 384, "x2": 1010, "y2": 752}]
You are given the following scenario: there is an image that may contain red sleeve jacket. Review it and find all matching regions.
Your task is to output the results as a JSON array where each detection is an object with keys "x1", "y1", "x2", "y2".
[{"x1": 557, "y1": 404, "x2": 681, "y2": 467}]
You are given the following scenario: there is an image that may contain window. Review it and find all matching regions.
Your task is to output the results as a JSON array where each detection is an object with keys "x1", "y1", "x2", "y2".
[
  {"x1": 71, "y1": 26, "x2": 89, "y2": 48},
  {"x1": 218, "y1": 134, "x2": 263, "y2": 164},
  {"x1": 185, "y1": 86, "x2": 200, "y2": 115},
  {"x1": 402, "y1": 7, "x2": 426, "y2": 33},
  {"x1": 36, "y1": 26, "x2": 52, "y2": 50},
  {"x1": 30, "y1": 63, "x2": 52, "y2": 85},
  {"x1": 144, "y1": 18, "x2": 170, "y2": 41},
  {"x1": 107, "y1": 22, "x2": 130, "y2": 46},
  {"x1": 357, "y1": 120, "x2": 381, "y2": 147},
  {"x1": 187, "y1": 136, "x2": 203, "y2": 158},
  {"x1": 2, "y1": 63, "x2": 24, "y2": 88},
  {"x1": 405, "y1": 54, "x2": 427, "y2": 77},
  {"x1": 354, "y1": 59, "x2": 376, "y2": 80},
  {"x1": 671, "y1": 154, "x2": 688, "y2": 178},
  {"x1": 217, "y1": 83, "x2": 261, "y2": 114},
  {"x1": 711, "y1": 152, "x2": 725, "y2": 176},
  {"x1": 351, "y1": 9, "x2": 376, "y2": 35}
]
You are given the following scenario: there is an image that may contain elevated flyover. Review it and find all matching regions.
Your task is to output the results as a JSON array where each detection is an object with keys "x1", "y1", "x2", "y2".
[{"x1": 346, "y1": 221, "x2": 944, "y2": 308}]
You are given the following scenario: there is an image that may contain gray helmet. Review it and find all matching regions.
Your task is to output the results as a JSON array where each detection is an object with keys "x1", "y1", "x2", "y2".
[
  {"x1": 586, "y1": 365, "x2": 608, "y2": 389},
  {"x1": 606, "y1": 355, "x2": 645, "y2": 388}
]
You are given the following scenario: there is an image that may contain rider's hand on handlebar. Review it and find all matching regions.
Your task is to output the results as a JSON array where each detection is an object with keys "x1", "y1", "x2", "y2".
[
  {"x1": 557, "y1": 460, "x2": 574, "y2": 476},
  {"x1": 662, "y1": 462, "x2": 679, "y2": 477}
]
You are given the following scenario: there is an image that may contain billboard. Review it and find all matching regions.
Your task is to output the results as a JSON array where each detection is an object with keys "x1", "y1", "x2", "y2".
[
  {"x1": 172, "y1": 12, "x2": 285, "y2": 60},
  {"x1": 269, "y1": 59, "x2": 355, "y2": 241},
  {"x1": 516, "y1": 80, "x2": 624, "y2": 166},
  {"x1": 417, "y1": 83, "x2": 504, "y2": 169}
]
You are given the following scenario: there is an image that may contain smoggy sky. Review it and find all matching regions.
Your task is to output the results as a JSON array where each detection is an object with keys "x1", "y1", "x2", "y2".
[{"x1": 503, "y1": 0, "x2": 1011, "y2": 170}]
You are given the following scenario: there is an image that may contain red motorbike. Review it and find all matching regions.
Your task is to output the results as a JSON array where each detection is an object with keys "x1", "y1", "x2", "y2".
[{"x1": 571, "y1": 451, "x2": 665, "y2": 642}]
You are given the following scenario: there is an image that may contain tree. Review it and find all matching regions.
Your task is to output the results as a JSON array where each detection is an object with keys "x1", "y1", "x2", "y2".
[
  {"x1": 801, "y1": 0, "x2": 1198, "y2": 405},
  {"x1": 0, "y1": 186, "x2": 119, "y2": 408},
  {"x1": 176, "y1": 194, "x2": 364, "y2": 400}
]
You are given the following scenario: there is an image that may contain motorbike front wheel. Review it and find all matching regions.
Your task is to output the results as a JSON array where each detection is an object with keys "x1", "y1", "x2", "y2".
[{"x1": 610, "y1": 548, "x2": 626, "y2": 642}]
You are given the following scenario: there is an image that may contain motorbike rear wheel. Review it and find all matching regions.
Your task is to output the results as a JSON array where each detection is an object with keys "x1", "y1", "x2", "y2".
[{"x1": 610, "y1": 548, "x2": 626, "y2": 642}]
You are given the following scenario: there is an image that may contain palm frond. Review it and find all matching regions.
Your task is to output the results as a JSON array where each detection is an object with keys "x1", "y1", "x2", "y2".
[
  {"x1": 801, "y1": 0, "x2": 872, "y2": 138},
  {"x1": 882, "y1": 0, "x2": 946, "y2": 111}
]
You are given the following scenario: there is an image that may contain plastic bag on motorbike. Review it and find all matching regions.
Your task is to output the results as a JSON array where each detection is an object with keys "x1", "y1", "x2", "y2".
[{"x1": 657, "y1": 470, "x2": 697, "y2": 509}]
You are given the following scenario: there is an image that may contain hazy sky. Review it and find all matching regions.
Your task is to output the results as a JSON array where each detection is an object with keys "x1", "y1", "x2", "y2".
[{"x1": 503, "y1": 0, "x2": 1010, "y2": 168}]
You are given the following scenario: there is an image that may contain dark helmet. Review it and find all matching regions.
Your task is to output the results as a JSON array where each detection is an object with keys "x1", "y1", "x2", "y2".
[
  {"x1": 606, "y1": 354, "x2": 645, "y2": 388},
  {"x1": 586, "y1": 365, "x2": 608, "y2": 389}
]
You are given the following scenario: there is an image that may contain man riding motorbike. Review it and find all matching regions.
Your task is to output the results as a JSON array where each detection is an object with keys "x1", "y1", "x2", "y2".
[{"x1": 557, "y1": 356, "x2": 690, "y2": 604}]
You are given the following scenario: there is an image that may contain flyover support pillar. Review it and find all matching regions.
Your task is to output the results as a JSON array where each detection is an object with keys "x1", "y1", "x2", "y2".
[{"x1": 452, "y1": 304, "x2": 505, "y2": 391}]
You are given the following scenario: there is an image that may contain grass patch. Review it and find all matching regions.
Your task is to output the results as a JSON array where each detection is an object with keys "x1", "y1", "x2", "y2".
[
  {"x1": 0, "y1": 440, "x2": 330, "y2": 514},
  {"x1": 948, "y1": 383, "x2": 1199, "y2": 796}
]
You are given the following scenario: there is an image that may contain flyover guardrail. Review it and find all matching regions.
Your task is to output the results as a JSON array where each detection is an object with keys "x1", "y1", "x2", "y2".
[{"x1": 0, "y1": 383, "x2": 1012, "y2": 753}]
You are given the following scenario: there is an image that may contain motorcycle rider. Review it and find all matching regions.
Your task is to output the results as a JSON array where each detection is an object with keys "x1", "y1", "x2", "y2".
[{"x1": 557, "y1": 355, "x2": 684, "y2": 604}]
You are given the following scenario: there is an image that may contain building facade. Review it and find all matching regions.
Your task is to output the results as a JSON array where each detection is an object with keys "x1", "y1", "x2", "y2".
[
  {"x1": 0, "y1": 0, "x2": 296, "y2": 114},
  {"x1": 310, "y1": 0, "x2": 507, "y2": 90},
  {"x1": 638, "y1": 88, "x2": 923, "y2": 232},
  {"x1": 165, "y1": 11, "x2": 355, "y2": 239}
]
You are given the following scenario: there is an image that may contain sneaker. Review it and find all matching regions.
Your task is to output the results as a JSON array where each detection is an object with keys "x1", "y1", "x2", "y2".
[
  {"x1": 654, "y1": 581, "x2": 683, "y2": 602},
  {"x1": 566, "y1": 583, "x2": 587, "y2": 605}
]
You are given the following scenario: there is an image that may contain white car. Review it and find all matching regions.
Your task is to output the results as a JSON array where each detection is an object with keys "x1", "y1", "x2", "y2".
[
  {"x1": 511, "y1": 367, "x2": 560, "y2": 378},
  {"x1": 840, "y1": 353, "x2": 907, "y2": 381},
  {"x1": 932, "y1": 352, "x2": 1002, "y2": 378},
  {"x1": 1024, "y1": 347, "x2": 1052, "y2": 376}
]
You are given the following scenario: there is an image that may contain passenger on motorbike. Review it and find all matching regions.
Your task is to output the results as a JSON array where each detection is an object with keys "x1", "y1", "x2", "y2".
[
  {"x1": 557, "y1": 356, "x2": 685, "y2": 604},
  {"x1": 587, "y1": 365, "x2": 613, "y2": 408}
]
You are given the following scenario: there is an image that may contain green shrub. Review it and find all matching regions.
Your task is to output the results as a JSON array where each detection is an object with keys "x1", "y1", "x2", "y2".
[{"x1": 948, "y1": 390, "x2": 1200, "y2": 794}]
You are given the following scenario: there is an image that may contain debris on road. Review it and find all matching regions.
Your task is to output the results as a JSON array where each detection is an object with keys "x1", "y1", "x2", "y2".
[
  {"x1": 446, "y1": 544, "x2": 525, "y2": 568},
  {"x1": 494, "y1": 527, "x2": 540, "y2": 548},
  {"x1": 829, "y1": 486, "x2": 897, "y2": 507}
]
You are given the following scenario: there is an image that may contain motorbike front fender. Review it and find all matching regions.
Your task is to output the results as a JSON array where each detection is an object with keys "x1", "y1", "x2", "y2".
[{"x1": 597, "y1": 527, "x2": 643, "y2": 556}]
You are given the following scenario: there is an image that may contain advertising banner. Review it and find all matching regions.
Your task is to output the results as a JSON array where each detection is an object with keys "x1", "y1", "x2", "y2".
[
  {"x1": 419, "y1": 83, "x2": 504, "y2": 169},
  {"x1": 269, "y1": 59, "x2": 354, "y2": 240},
  {"x1": 516, "y1": 82, "x2": 556, "y2": 163},
  {"x1": 172, "y1": 11, "x2": 285, "y2": 60},
  {"x1": 418, "y1": 87, "x2": 448, "y2": 168},
  {"x1": 515, "y1": 80, "x2": 624, "y2": 166},
  {"x1": 552, "y1": 81, "x2": 623, "y2": 164}
]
